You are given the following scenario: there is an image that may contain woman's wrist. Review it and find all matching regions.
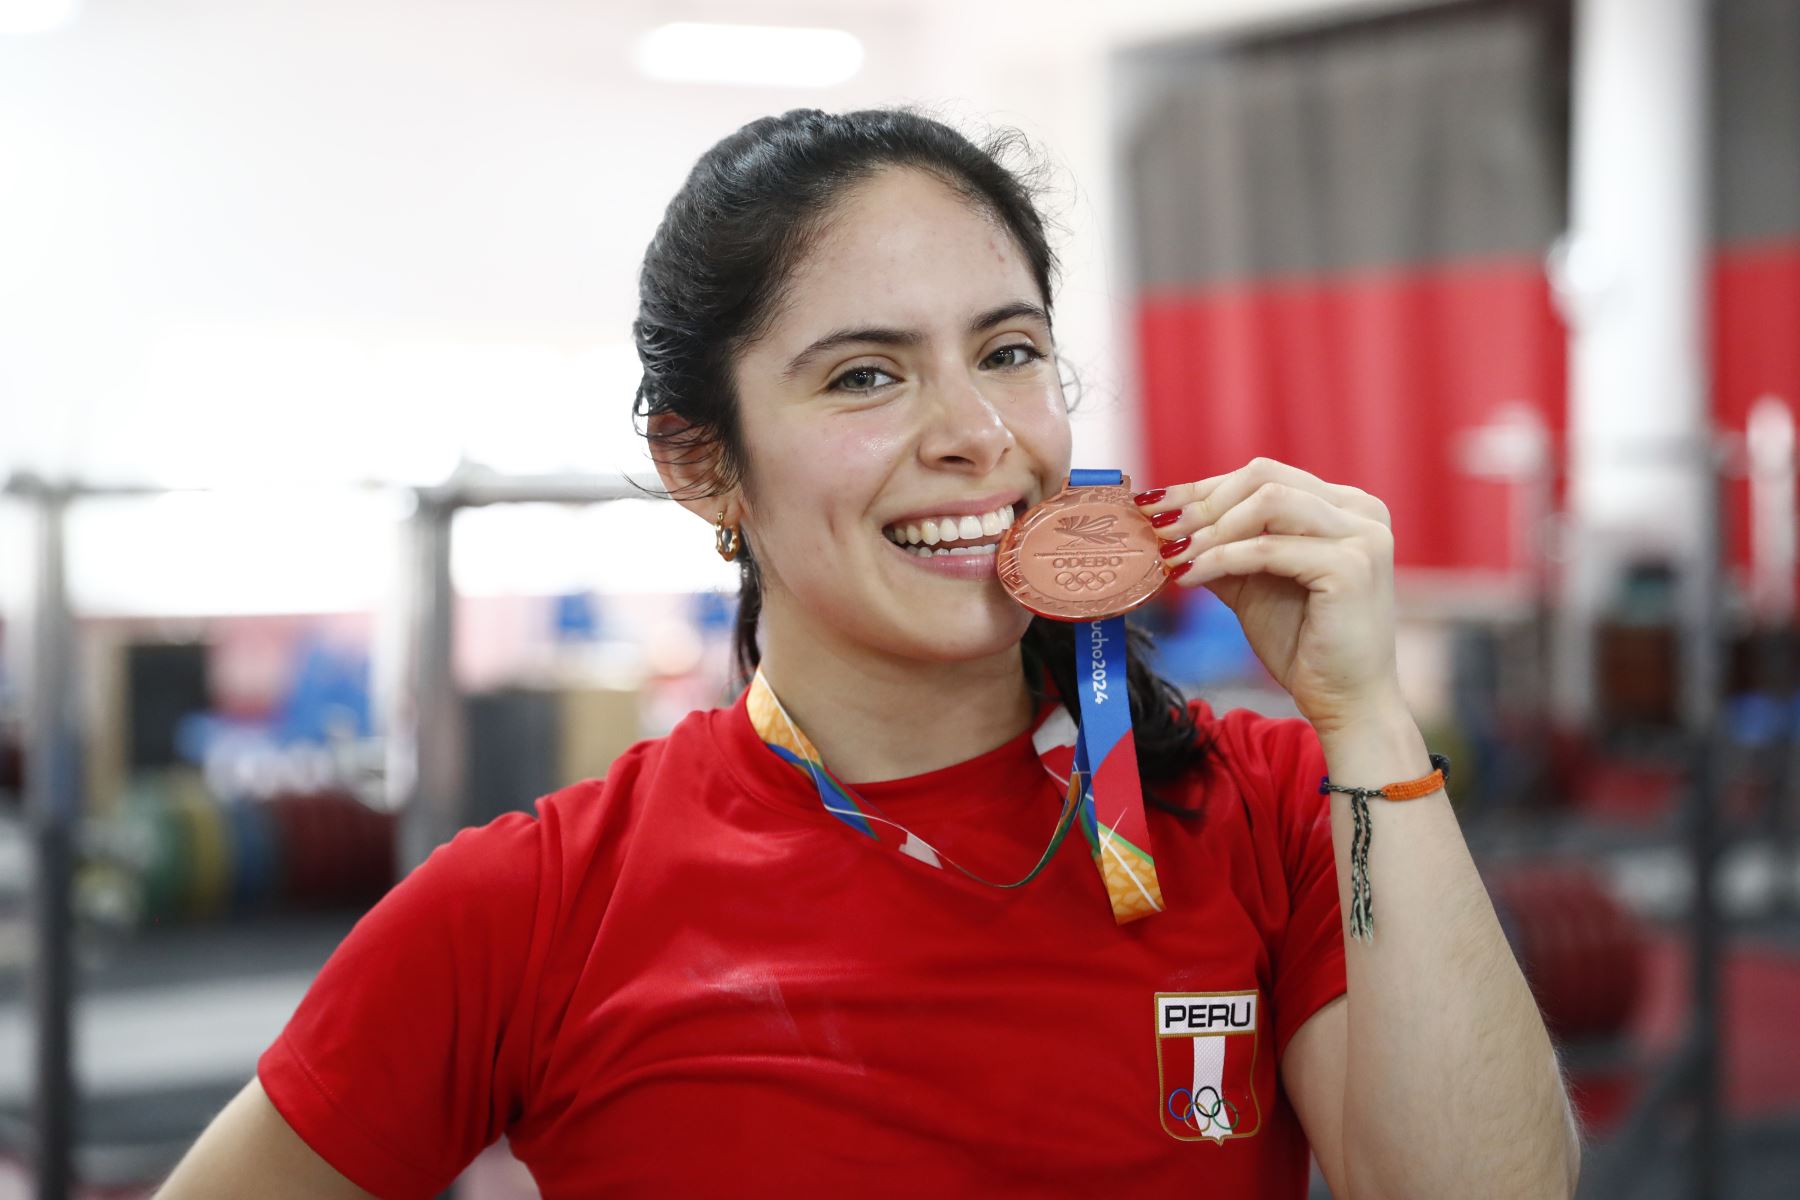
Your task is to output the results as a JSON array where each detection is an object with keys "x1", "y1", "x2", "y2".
[{"x1": 1313, "y1": 689, "x2": 1434, "y2": 790}]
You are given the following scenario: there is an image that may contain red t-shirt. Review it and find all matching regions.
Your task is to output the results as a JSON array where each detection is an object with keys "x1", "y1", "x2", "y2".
[{"x1": 258, "y1": 692, "x2": 1345, "y2": 1198}]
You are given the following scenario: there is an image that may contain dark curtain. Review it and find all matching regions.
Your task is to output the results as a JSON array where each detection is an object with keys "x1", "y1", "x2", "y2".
[
  {"x1": 1121, "y1": 0, "x2": 1571, "y2": 573},
  {"x1": 1122, "y1": 0, "x2": 1800, "y2": 579}
]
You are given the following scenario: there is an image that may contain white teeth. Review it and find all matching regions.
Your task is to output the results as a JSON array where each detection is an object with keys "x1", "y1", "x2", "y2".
[
  {"x1": 896, "y1": 542, "x2": 998, "y2": 559},
  {"x1": 884, "y1": 502, "x2": 1019, "y2": 547}
]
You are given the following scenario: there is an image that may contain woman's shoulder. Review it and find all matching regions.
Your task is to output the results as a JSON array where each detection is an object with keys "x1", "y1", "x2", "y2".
[
  {"x1": 1163, "y1": 698, "x2": 1336, "y2": 908},
  {"x1": 519, "y1": 699, "x2": 756, "y2": 873},
  {"x1": 395, "y1": 705, "x2": 721, "y2": 902},
  {"x1": 1186, "y1": 696, "x2": 1323, "y2": 776},
  {"x1": 534, "y1": 700, "x2": 734, "y2": 818},
  {"x1": 1175, "y1": 695, "x2": 1328, "y2": 826}
]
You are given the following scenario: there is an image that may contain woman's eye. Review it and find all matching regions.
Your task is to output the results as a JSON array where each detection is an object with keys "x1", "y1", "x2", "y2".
[
  {"x1": 987, "y1": 344, "x2": 1044, "y2": 369},
  {"x1": 829, "y1": 365, "x2": 897, "y2": 393}
]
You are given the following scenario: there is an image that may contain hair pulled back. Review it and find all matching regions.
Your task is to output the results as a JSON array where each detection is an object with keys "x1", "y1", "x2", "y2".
[{"x1": 633, "y1": 106, "x2": 1209, "y2": 804}]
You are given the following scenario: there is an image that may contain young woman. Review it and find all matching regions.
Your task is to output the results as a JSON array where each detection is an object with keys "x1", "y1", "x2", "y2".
[{"x1": 161, "y1": 108, "x2": 1579, "y2": 1199}]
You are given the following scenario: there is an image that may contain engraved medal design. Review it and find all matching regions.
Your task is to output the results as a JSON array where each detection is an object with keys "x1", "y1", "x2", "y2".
[{"x1": 997, "y1": 473, "x2": 1167, "y2": 620}]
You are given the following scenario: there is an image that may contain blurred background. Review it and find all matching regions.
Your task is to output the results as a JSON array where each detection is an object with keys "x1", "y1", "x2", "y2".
[{"x1": 0, "y1": 0, "x2": 1795, "y2": 1196}]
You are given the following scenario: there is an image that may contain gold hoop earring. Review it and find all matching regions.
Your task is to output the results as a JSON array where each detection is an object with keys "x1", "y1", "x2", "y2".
[{"x1": 714, "y1": 511, "x2": 742, "y2": 562}]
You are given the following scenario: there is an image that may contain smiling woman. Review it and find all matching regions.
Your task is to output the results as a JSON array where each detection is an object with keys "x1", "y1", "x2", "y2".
[
  {"x1": 634, "y1": 110, "x2": 1204, "y2": 795},
  {"x1": 160, "y1": 107, "x2": 1575, "y2": 1200}
]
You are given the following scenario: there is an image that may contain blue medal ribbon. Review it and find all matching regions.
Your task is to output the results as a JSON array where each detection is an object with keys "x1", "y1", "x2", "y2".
[{"x1": 1064, "y1": 469, "x2": 1163, "y2": 922}]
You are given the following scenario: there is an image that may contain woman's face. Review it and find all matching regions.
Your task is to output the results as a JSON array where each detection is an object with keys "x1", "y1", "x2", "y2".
[{"x1": 730, "y1": 166, "x2": 1072, "y2": 665}]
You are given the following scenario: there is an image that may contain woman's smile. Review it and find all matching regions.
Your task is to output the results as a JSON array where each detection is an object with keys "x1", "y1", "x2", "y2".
[{"x1": 878, "y1": 491, "x2": 1029, "y2": 579}]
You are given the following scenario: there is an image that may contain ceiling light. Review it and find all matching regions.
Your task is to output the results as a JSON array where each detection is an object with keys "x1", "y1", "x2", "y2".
[
  {"x1": 634, "y1": 22, "x2": 864, "y2": 88},
  {"x1": 0, "y1": 0, "x2": 80, "y2": 36}
]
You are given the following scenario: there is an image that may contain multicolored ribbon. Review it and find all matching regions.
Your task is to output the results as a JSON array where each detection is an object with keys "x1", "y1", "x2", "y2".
[
  {"x1": 744, "y1": 471, "x2": 1164, "y2": 924},
  {"x1": 747, "y1": 672, "x2": 1083, "y2": 888}
]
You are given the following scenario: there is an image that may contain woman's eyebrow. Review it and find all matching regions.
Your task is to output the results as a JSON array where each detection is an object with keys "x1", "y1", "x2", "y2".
[
  {"x1": 782, "y1": 325, "x2": 920, "y2": 381},
  {"x1": 780, "y1": 300, "x2": 1052, "y2": 381},
  {"x1": 970, "y1": 300, "x2": 1052, "y2": 335}
]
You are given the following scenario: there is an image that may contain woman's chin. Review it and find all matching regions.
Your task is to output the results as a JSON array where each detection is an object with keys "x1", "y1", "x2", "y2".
[{"x1": 887, "y1": 602, "x2": 1034, "y2": 664}]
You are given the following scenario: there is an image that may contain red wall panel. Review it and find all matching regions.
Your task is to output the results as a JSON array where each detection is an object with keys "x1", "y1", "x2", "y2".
[
  {"x1": 1136, "y1": 244, "x2": 1800, "y2": 580},
  {"x1": 1136, "y1": 257, "x2": 1566, "y2": 572}
]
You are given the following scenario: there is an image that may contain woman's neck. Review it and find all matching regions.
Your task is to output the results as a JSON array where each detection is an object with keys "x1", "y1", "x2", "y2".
[{"x1": 755, "y1": 603, "x2": 1035, "y2": 785}]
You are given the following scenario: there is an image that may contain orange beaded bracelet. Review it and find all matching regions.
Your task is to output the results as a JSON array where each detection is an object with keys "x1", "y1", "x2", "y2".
[
  {"x1": 1318, "y1": 753, "x2": 1451, "y2": 942},
  {"x1": 1316, "y1": 752, "x2": 1451, "y2": 803}
]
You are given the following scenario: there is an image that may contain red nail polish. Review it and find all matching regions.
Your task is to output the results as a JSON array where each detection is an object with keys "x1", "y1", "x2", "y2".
[
  {"x1": 1150, "y1": 510, "x2": 1181, "y2": 528},
  {"x1": 1159, "y1": 536, "x2": 1191, "y2": 558},
  {"x1": 1132, "y1": 488, "x2": 1166, "y2": 506},
  {"x1": 1167, "y1": 559, "x2": 1194, "y2": 580}
]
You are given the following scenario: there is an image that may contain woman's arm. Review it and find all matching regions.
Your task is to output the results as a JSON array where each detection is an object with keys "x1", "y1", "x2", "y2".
[
  {"x1": 1281, "y1": 994, "x2": 1349, "y2": 1192},
  {"x1": 1300, "y1": 702, "x2": 1581, "y2": 1198},
  {"x1": 1139, "y1": 458, "x2": 1580, "y2": 1198},
  {"x1": 154, "y1": 1078, "x2": 380, "y2": 1200}
]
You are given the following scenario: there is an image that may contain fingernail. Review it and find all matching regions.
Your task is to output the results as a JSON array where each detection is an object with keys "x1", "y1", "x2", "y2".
[
  {"x1": 1159, "y1": 536, "x2": 1191, "y2": 558},
  {"x1": 1150, "y1": 510, "x2": 1181, "y2": 528},
  {"x1": 1167, "y1": 560, "x2": 1194, "y2": 579},
  {"x1": 1132, "y1": 489, "x2": 1165, "y2": 506}
]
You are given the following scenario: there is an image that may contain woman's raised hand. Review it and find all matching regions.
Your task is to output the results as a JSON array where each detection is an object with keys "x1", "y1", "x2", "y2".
[{"x1": 1134, "y1": 457, "x2": 1403, "y2": 737}]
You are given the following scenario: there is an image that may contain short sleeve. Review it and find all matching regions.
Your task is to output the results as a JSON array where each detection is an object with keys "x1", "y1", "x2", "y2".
[
  {"x1": 257, "y1": 810, "x2": 543, "y2": 1200},
  {"x1": 1258, "y1": 717, "x2": 1348, "y2": 1064}
]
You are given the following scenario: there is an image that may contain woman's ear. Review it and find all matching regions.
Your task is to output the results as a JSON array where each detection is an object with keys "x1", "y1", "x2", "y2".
[{"x1": 647, "y1": 413, "x2": 742, "y2": 524}]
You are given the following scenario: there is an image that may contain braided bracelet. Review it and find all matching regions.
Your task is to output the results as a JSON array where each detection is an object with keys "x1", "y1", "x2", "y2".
[{"x1": 1318, "y1": 753, "x2": 1451, "y2": 943}]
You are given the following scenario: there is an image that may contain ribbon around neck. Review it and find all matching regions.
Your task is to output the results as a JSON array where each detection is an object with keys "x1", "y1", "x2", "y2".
[
  {"x1": 747, "y1": 671, "x2": 1083, "y2": 889},
  {"x1": 743, "y1": 467, "x2": 1164, "y2": 924}
]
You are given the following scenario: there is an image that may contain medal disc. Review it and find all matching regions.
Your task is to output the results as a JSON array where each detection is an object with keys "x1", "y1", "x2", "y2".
[{"x1": 997, "y1": 473, "x2": 1167, "y2": 620}]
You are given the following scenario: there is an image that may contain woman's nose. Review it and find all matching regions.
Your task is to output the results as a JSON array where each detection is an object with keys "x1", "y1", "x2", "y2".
[{"x1": 918, "y1": 375, "x2": 1015, "y2": 473}]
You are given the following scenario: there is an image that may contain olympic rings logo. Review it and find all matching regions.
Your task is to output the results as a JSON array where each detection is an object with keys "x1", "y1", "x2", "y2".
[
  {"x1": 1053, "y1": 568, "x2": 1118, "y2": 592},
  {"x1": 1167, "y1": 1085, "x2": 1239, "y2": 1133}
]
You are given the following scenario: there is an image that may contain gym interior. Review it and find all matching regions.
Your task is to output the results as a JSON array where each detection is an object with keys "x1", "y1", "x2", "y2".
[{"x1": 2, "y1": 0, "x2": 1797, "y2": 1196}]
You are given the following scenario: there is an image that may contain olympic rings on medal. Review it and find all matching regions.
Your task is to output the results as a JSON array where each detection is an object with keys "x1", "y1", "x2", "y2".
[
  {"x1": 1051, "y1": 568, "x2": 1118, "y2": 592},
  {"x1": 1166, "y1": 1085, "x2": 1240, "y2": 1134}
]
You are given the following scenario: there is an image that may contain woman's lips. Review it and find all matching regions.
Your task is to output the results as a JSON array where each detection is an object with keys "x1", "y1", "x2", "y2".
[{"x1": 883, "y1": 535, "x2": 1000, "y2": 579}]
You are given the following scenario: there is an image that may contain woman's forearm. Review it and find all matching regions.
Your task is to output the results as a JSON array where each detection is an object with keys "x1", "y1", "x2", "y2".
[{"x1": 1317, "y1": 700, "x2": 1581, "y2": 1200}]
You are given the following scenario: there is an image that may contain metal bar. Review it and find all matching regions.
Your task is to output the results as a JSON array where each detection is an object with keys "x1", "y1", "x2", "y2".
[
  {"x1": 394, "y1": 496, "x2": 464, "y2": 875},
  {"x1": 2, "y1": 475, "x2": 167, "y2": 501},
  {"x1": 1745, "y1": 398, "x2": 1797, "y2": 628},
  {"x1": 19, "y1": 479, "x2": 78, "y2": 1200},
  {"x1": 388, "y1": 469, "x2": 652, "y2": 877},
  {"x1": 417, "y1": 466, "x2": 648, "y2": 510},
  {"x1": 1684, "y1": 441, "x2": 1726, "y2": 1200}
]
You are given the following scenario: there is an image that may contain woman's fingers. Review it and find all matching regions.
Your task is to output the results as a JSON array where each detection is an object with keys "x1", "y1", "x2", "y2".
[
  {"x1": 1167, "y1": 532, "x2": 1374, "y2": 591},
  {"x1": 1157, "y1": 481, "x2": 1361, "y2": 570},
  {"x1": 1134, "y1": 457, "x2": 1391, "y2": 534},
  {"x1": 1208, "y1": 480, "x2": 1360, "y2": 542}
]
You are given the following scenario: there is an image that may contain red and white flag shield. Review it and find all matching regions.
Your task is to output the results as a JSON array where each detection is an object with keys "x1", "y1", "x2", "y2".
[{"x1": 1154, "y1": 990, "x2": 1263, "y2": 1143}]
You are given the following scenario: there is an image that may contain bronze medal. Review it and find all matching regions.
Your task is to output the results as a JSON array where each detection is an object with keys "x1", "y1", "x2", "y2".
[{"x1": 997, "y1": 473, "x2": 1167, "y2": 620}]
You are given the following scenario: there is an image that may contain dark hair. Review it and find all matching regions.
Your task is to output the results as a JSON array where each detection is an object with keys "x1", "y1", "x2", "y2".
[{"x1": 632, "y1": 106, "x2": 1209, "y2": 807}]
